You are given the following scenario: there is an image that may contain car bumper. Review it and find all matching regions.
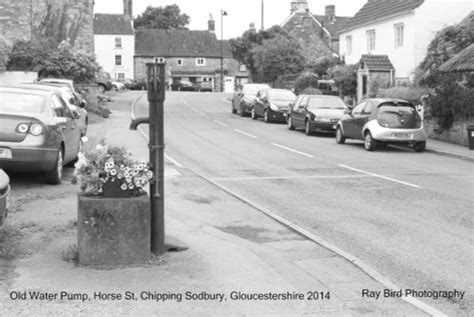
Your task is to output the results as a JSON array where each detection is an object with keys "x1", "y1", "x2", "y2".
[
  {"x1": 0, "y1": 144, "x2": 58, "y2": 172},
  {"x1": 309, "y1": 120, "x2": 339, "y2": 133},
  {"x1": 370, "y1": 126, "x2": 427, "y2": 143},
  {"x1": 268, "y1": 109, "x2": 287, "y2": 122}
]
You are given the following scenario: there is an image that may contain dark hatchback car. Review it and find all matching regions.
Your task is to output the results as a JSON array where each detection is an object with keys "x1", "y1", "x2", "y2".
[
  {"x1": 232, "y1": 83, "x2": 270, "y2": 116},
  {"x1": 335, "y1": 98, "x2": 427, "y2": 152},
  {"x1": 287, "y1": 95, "x2": 348, "y2": 135},
  {"x1": 0, "y1": 87, "x2": 82, "y2": 184},
  {"x1": 252, "y1": 88, "x2": 296, "y2": 123}
]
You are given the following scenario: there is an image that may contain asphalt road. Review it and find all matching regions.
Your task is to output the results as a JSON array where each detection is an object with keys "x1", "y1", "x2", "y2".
[{"x1": 135, "y1": 91, "x2": 473, "y2": 315}]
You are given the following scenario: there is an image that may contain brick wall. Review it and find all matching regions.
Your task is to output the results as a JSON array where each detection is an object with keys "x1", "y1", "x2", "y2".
[{"x1": 0, "y1": 0, "x2": 94, "y2": 55}]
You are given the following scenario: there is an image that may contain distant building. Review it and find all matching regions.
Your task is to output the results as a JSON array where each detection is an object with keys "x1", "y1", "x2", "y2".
[
  {"x1": 339, "y1": 0, "x2": 473, "y2": 87},
  {"x1": 281, "y1": 0, "x2": 350, "y2": 63},
  {"x1": 134, "y1": 17, "x2": 248, "y2": 92},
  {"x1": 93, "y1": 0, "x2": 135, "y2": 79}
]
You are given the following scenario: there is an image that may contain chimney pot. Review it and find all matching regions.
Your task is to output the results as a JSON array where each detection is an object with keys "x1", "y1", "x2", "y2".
[{"x1": 325, "y1": 5, "x2": 335, "y2": 21}]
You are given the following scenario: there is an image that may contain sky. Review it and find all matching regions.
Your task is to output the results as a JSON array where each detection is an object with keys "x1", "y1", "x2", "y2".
[{"x1": 93, "y1": 0, "x2": 368, "y2": 39}]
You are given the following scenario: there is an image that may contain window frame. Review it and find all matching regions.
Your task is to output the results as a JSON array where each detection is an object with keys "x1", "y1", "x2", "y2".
[
  {"x1": 366, "y1": 29, "x2": 376, "y2": 52},
  {"x1": 195, "y1": 58, "x2": 206, "y2": 66},
  {"x1": 394, "y1": 23, "x2": 404, "y2": 48},
  {"x1": 115, "y1": 54, "x2": 122, "y2": 66},
  {"x1": 114, "y1": 37, "x2": 122, "y2": 48}
]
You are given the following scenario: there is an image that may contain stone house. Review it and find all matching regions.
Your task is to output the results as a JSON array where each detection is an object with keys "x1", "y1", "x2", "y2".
[
  {"x1": 339, "y1": 0, "x2": 473, "y2": 87},
  {"x1": 94, "y1": 0, "x2": 135, "y2": 79},
  {"x1": 280, "y1": 0, "x2": 350, "y2": 64},
  {"x1": 134, "y1": 28, "x2": 248, "y2": 92}
]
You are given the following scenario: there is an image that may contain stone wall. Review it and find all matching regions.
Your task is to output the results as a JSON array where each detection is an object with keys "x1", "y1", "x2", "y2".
[
  {"x1": 424, "y1": 119, "x2": 473, "y2": 146},
  {"x1": 0, "y1": 0, "x2": 94, "y2": 55}
]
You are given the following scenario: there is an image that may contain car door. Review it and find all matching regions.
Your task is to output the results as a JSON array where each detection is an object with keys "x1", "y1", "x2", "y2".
[
  {"x1": 355, "y1": 101, "x2": 374, "y2": 139},
  {"x1": 232, "y1": 87, "x2": 243, "y2": 111},
  {"x1": 292, "y1": 96, "x2": 307, "y2": 128},
  {"x1": 254, "y1": 90, "x2": 264, "y2": 116},
  {"x1": 51, "y1": 95, "x2": 79, "y2": 161},
  {"x1": 343, "y1": 101, "x2": 366, "y2": 139}
]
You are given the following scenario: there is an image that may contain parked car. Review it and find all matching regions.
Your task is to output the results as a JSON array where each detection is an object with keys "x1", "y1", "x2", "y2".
[
  {"x1": 38, "y1": 78, "x2": 87, "y2": 108},
  {"x1": 115, "y1": 77, "x2": 136, "y2": 89},
  {"x1": 196, "y1": 81, "x2": 213, "y2": 92},
  {"x1": 171, "y1": 80, "x2": 196, "y2": 91},
  {"x1": 335, "y1": 98, "x2": 427, "y2": 152},
  {"x1": 0, "y1": 86, "x2": 82, "y2": 184},
  {"x1": 21, "y1": 84, "x2": 88, "y2": 136},
  {"x1": 112, "y1": 81, "x2": 126, "y2": 91},
  {"x1": 317, "y1": 79, "x2": 339, "y2": 96},
  {"x1": 232, "y1": 83, "x2": 271, "y2": 117},
  {"x1": 95, "y1": 71, "x2": 113, "y2": 93},
  {"x1": 0, "y1": 169, "x2": 10, "y2": 229},
  {"x1": 287, "y1": 94, "x2": 348, "y2": 135},
  {"x1": 252, "y1": 88, "x2": 296, "y2": 123}
]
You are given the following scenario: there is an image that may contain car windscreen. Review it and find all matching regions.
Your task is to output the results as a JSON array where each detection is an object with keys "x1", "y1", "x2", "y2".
[
  {"x1": 307, "y1": 97, "x2": 346, "y2": 110},
  {"x1": 0, "y1": 92, "x2": 45, "y2": 113},
  {"x1": 243, "y1": 85, "x2": 268, "y2": 96},
  {"x1": 268, "y1": 90, "x2": 295, "y2": 101}
]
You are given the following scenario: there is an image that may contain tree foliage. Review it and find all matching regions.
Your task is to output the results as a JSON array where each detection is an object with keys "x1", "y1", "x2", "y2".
[
  {"x1": 230, "y1": 25, "x2": 292, "y2": 80},
  {"x1": 134, "y1": 5, "x2": 190, "y2": 30},
  {"x1": 253, "y1": 35, "x2": 305, "y2": 83},
  {"x1": 293, "y1": 72, "x2": 319, "y2": 95},
  {"x1": 328, "y1": 64, "x2": 357, "y2": 97},
  {"x1": 306, "y1": 56, "x2": 341, "y2": 78},
  {"x1": 7, "y1": 40, "x2": 98, "y2": 83}
]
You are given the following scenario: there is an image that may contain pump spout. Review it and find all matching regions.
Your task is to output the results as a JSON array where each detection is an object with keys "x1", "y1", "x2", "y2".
[{"x1": 130, "y1": 117, "x2": 150, "y2": 130}]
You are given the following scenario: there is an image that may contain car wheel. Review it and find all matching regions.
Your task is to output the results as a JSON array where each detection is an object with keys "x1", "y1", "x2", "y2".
[
  {"x1": 414, "y1": 141, "x2": 426, "y2": 152},
  {"x1": 336, "y1": 126, "x2": 346, "y2": 144},
  {"x1": 305, "y1": 120, "x2": 312, "y2": 136},
  {"x1": 251, "y1": 108, "x2": 258, "y2": 120},
  {"x1": 231, "y1": 104, "x2": 237, "y2": 114},
  {"x1": 239, "y1": 107, "x2": 246, "y2": 117},
  {"x1": 97, "y1": 84, "x2": 106, "y2": 94},
  {"x1": 45, "y1": 148, "x2": 63, "y2": 184},
  {"x1": 364, "y1": 131, "x2": 376, "y2": 151},
  {"x1": 263, "y1": 110, "x2": 271, "y2": 123},
  {"x1": 287, "y1": 116, "x2": 295, "y2": 130}
]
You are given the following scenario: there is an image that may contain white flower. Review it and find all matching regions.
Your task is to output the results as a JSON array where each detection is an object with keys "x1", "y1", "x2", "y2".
[
  {"x1": 128, "y1": 184, "x2": 134, "y2": 189},
  {"x1": 146, "y1": 171, "x2": 153, "y2": 179},
  {"x1": 117, "y1": 173, "x2": 123, "y2": 179},
  {"x1": 110, "y1": 168, "x2": 117, "y2": 176},
  {"x1": 120, "y1": 184, "x2": 128, "y2": 191}
]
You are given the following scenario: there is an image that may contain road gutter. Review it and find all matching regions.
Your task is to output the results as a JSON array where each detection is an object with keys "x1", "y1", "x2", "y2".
[{"x1": 131, "y1": 92, "x2": 447, "y2": 317}]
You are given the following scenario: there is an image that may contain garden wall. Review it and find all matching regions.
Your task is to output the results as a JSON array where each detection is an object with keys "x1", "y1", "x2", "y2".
[{"x1": 0, "y1": 71, "x2": 37, "y2": 85}]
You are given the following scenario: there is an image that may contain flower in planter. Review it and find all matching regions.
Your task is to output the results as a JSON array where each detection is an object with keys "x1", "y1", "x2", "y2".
[{"x1": 72, "y1": 142, "x2": 153, "y2": 197}]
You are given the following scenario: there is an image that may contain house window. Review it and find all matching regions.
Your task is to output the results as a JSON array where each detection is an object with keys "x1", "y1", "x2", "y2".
[
  {"x1": 394, "y1": 23, "x2": 404, "y2": 48},
  {"x1": 195, "y1": 58, "x2": 206, "y2": 66},
  {"x1": 177, "y1": 59, "x2": 183, "y2": 66},
  {"x1": 115, "y1": 37, "x2": 122, "y2": 48},
  {"x1": 117, "y1": 72, "x2": 125, "y2": 79},
  {"x1": 366, "y1": 29, "x2": 376, "y2": 52},
  {"x1": 154, "y1": 57, "x2": 166, "y2": 63},
  {"x1": 239, "y1": 64, "x2": 247, "y2": 72},
  {"x1": 115, "y1": 54, "x2": 122, "y2": 66},
  {"x1": 345, "y1": 35, "x2": 352, "y2": 55}
]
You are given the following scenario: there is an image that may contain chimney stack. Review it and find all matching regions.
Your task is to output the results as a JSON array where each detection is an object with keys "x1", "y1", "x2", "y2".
[
  {"x1": 208, "y1": 14, "x2": 215, "y2": 32},
  {"x1": 325, "y1": 5, "x2": 335, "y2": 21},
  {"x1": 123, "y1": 0, "x2": 133, "y2": 20},
  {"x1": 291, "y1": 0, "x2": 309, "y2": 14}
]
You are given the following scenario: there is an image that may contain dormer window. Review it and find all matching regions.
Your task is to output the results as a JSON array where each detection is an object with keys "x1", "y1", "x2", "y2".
[
  {"x1": 115, "y1": 37, "x2": 122, "y2": 48},
  {"x1": 195, "y1": 58, "x2": 206, "y2": 66}
]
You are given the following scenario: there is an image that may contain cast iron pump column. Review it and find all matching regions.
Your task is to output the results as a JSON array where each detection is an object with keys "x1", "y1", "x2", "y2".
[{"x1": 130, "y1": 63, "x2": 166, "y2": 255}]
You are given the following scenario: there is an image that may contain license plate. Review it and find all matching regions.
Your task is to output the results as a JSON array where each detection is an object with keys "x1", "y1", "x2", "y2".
[
  {"x1": 392, "y1": 133, "x2": 413, "y2": 139},
  {"x1": 0, "y1": 148, "x2": 12, "y2": 159},
  {"x1": 332, "y1": 125, "x2": 337, "y2": 129}
]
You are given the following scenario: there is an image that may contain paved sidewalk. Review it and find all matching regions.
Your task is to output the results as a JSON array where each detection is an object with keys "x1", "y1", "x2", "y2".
[
  {"x1": 426, "y1": 138, "x2": 474, "y2": 162},
  {"x1": 1, "y1": 91, "x2": 455, "y2": 315}
]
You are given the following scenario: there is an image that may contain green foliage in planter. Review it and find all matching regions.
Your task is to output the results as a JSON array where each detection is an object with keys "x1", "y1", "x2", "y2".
[
  {"x1": 377, "y1": 86, "x2": 429, "y2": 105},
  {"x1": 7, "y1": 40, "x2": 99, "y2": 84},
  {"x1": 293, "y1": 72, "x2": 319, "y2": 95}
]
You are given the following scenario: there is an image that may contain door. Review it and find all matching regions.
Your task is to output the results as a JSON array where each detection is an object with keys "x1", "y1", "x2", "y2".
[
  {"x1": 224, "y1": 76, "x2": 234, "y2": 93},
  {"x1": 51, "y1": 95, "x2": 79, "y2": 161},
  {"x1": 343, "y1": 101, "x2": 366, "y2": 139},
  {"x1": 292, "y1": 96, "x2": 307, "y2": 128}
]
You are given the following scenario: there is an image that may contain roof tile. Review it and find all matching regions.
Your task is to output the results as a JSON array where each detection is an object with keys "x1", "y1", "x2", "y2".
[
  {"x1": 359, "y1": 54, "x2": 394, "y2": 71},
  {"x1": 94, "y1": 14, "x2": 133, "y2": 35}
]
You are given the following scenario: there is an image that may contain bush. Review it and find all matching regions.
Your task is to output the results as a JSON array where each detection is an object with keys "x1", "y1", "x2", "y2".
[
  {"x1": 293, "y1": 72, "x2": 319, "y2": 95},
  {"x1": 128, "y1": 79, "x2": 148, "y2": 90},
  {"x1": 328, "y1": 64, "x2": 357, "y2": 97},
  {"x1": 377, "y1": 86, "x2": 429, "y2": 104}
]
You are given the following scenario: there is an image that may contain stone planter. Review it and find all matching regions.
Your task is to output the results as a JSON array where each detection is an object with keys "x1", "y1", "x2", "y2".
[{"x1": 77, "y1": 194, "x2": 150, "y2": 265}]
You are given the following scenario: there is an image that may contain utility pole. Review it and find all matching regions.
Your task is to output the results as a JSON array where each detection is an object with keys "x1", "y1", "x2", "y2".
[
  {"x1": 261, "y1": 0, "x2": 264, "y2": 30},
  {"x1": 220, "y1": 10, "x2": 227, "y2": 93}
]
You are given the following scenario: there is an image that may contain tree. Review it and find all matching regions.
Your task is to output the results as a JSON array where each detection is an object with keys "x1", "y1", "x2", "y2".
[
  {"x1": 253, "y1": 35, "x2": 305, "y2": 83},
  {"x1": 306, "y1": 56, "x2": 340, "y2": 78},
  {"x1": 230, "y1": 25, "x2": 291, "y2": 80},
  {"x1": 293, "y1": 72, "x2": 319, "y2": 95},
  {"x1": 328, "y1": 64, "x2": 357, "y2": 97},
  {"x1": 134, "y1": 5, "x2": 190, "y2": 30}
]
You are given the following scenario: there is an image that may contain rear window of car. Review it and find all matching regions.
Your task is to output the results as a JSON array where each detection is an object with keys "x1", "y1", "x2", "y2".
[
  {"x1": 376, "y1": 102, "x2": 420, "y2": 122},
  {"x1": 0, "y1": 92, "x2": 45, "y2": 113},
  {"x1": 243, "y1": 85, "x2": 269, "y2": 96},
  {"x1": 307, "y1": 97, "x2": 346, "y2": 109}
]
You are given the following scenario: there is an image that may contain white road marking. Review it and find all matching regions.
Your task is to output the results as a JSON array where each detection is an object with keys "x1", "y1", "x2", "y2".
[
  {"x1": 338, "y1": 164, "x2": 420, "y2": 188},
  {"x1": 271, "y1": 143, "x2": 314, "y2": 158},
  {"x1": 199, "y1": 112, "x2": 207, "y2": 117},
  {"x1": 235, "y1": 129, "x2": 257, "y2": 139},
  {"x1": 213, "y1": 120, "x2": 229, "y2": 128},
  {"x1": 164, "y1": 153, "x2": 184, "y2": 168},
  {"x1": 210, "y1": 174, "x2": 371, "y2": 181}
]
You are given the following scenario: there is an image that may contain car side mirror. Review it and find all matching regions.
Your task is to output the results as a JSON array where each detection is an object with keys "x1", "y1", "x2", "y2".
[{"x1": 72, "y1": 110, "x2": 81, "y2": 120}]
